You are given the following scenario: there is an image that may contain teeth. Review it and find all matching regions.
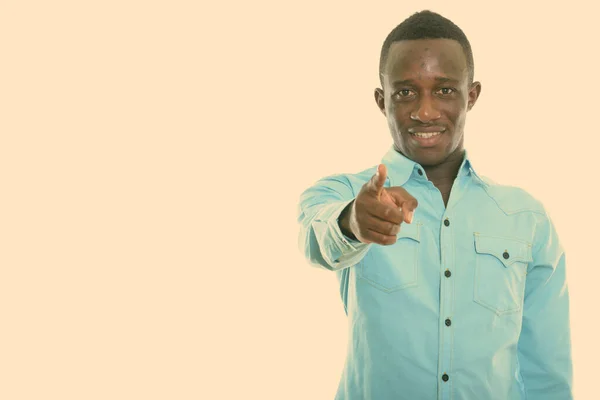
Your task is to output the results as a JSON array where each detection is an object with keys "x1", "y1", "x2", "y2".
[{"x1": 413, "y1": 131, "x2": 442, "y2": 138}]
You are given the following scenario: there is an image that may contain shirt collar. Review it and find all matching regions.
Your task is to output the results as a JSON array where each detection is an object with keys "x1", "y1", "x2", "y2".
[{"x1": 380, "y1": 145, "x2": 489, "y2": 187}]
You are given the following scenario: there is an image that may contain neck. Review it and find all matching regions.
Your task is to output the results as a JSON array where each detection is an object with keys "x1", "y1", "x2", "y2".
[{"x1": 422, "y1": 148, "x2": 465, "y2": 186}]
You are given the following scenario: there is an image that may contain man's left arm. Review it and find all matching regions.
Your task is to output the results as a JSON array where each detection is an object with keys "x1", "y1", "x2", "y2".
[{"x1": 517, "y1": 210, "x2": 573, "y2": 399}]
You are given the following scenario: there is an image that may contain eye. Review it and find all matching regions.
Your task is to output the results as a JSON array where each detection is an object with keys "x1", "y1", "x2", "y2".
[
  {"x1": 437, "y1": 87, "x2": 455, "y2": 95},
  {"x1": 393, "y1": 89, "x2": 415, "y2": 99}
]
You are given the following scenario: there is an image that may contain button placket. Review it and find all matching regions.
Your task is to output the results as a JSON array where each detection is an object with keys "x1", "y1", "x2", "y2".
[{"x1": 439, "y1": 213, "x2": 454, "y2": 397}]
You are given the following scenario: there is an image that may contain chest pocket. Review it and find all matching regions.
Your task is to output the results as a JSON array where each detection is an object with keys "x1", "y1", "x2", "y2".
[
  {"x1": 473, "y1": 233, "x2": 532, "y2": 315},
  {"x1": 357, "y1": 222, "x2": 422, "y2": 293}
]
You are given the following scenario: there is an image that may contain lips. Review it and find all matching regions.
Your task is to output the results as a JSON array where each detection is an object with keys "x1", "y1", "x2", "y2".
[{"x1": 407, "y1": 127, "x2": 446, "y2": 147}]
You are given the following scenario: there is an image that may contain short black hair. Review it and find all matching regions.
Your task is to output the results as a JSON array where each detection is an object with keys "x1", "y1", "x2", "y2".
[{"x1": 379, "y1": 10, "x2": 474, "y2": 85}]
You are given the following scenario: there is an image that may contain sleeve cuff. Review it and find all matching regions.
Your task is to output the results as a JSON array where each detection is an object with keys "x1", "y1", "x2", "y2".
[{"x1": 311, "y1": 199, "x2": 371, "y2": 269}]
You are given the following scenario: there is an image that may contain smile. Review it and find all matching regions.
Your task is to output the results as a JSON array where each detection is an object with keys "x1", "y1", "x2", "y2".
[{"x1": 411, "y1": 131, "x2": 442, "y2": 138}]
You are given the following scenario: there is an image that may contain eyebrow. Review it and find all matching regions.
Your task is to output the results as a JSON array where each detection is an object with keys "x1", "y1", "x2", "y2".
[{"x1": 391, "y1": 77, "x2": 459, "y2": 86}]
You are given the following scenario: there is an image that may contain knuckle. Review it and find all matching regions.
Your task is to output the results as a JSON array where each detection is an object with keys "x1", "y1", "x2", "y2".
[{"x1": 388, "y1": 223, "x2": 396, "y2": 235}]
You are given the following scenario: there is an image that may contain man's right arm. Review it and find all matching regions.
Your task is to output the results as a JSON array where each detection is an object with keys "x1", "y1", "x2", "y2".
[{"x1": 297, "y1": 175, "x2": 371, "y2": 271}]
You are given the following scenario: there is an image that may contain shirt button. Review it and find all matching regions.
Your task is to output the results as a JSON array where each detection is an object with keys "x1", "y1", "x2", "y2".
[
  {"x1": 442, "y1": 373, "x2": 449, "y2": 382},
  {"x1": 503, "y1": 251, "x2": 510, "y2": 259},
  {"x1": 417, "y1": 169, "x2": 423, "y2": 176},
  {"x1": 445, "y1": 318, "x2": 452, "y2": 326},
  {"x1": 444, "y1": 218, "x2": 450, "y2": 227},
  {"x1": 444, "y1": 269, "x2": 451, "y2": 278}
]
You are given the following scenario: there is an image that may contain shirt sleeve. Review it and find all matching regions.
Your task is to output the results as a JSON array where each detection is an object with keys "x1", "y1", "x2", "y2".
[
  {"x1": 297, "y1": 174, "x2": 371, "y2": 271},
  {"x1": 517, "y1": 210, "x2": 573, "y2": 399}
]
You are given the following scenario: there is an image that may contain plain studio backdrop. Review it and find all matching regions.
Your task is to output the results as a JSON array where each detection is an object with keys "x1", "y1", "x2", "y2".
[{"x1": 1, "y1": 1, "x2": 598, "y2": 399}]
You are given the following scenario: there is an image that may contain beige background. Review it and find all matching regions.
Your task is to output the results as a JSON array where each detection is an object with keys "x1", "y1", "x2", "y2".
[{"x1": 1, "y1": 1, "x2": 597, "y2": 399}]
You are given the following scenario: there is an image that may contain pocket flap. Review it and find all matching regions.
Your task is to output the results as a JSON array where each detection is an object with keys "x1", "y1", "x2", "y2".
[
  {"x1": 397, "y1": 221, "x2": 421, "y2": 242},
  {"x1": 474, "y1": 233, "x2": 532, "y2": 267}
]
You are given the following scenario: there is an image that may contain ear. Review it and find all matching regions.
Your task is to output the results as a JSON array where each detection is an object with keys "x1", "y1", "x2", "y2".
[
  {"x1": 467, "y1": 81, "x2": 482, "y2": 111},
  {"x1": 374, "y1": 88, "x2": 386, "y2": 116}
]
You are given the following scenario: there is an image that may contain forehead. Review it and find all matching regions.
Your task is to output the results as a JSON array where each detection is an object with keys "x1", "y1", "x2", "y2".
[{"x1": 383, "y1": 38, "x2": 468, "y2": 84}]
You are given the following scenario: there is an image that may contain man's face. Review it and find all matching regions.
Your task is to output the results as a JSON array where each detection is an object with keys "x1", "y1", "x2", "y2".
[{"x1": 375, "y1": 38, "x2": 481, "y2": 167}]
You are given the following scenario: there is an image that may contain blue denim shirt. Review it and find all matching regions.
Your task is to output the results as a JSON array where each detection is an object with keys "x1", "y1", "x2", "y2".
[{"x1": 297, "y1": 146, "x2": 573, "y2": 399}]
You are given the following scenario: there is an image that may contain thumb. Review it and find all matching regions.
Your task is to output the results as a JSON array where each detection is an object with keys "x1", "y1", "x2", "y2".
[{"x1": 389, "y1": 192, "x2": 418, "y2": 224}]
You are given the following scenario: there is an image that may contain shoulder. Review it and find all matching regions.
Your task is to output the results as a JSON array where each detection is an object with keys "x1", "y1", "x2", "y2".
[
  {"x1": 478, "y1": 175, "x2": 547, "y2": 217},
  {"x1": 310, "y1": 166, "x2": 379, "y2": 195}
]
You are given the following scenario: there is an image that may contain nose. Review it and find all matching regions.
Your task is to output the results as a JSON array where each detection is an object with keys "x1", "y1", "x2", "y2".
[{"x1": 410, "y1": 95, "x2": 441, "y2": 123}]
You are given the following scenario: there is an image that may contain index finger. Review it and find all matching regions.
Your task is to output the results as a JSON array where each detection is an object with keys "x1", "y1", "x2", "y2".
[{"x1": 366, "y1": 164, "x2": 387, "y2": 198}]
